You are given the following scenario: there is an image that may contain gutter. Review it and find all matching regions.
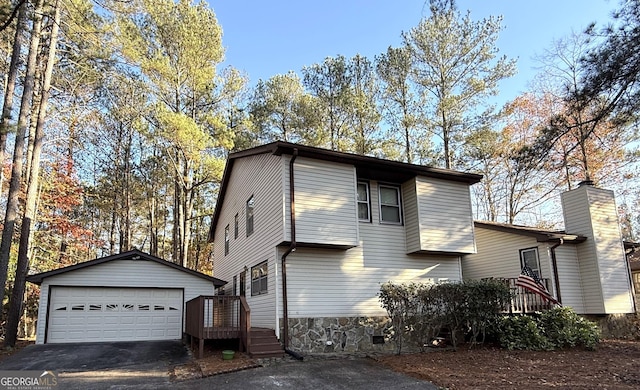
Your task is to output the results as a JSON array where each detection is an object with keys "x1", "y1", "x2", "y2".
[
  {"x1": 549, "y1": 239, "x2": 563, "y2": 304},
  {"x1": 281, "y1": 148, "x2": 298, "y2": 352}
]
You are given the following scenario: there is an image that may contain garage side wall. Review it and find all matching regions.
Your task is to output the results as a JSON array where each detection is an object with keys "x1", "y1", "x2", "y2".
[{"x1": 34, "y1": 259, "x2": 214, "y2": 344}]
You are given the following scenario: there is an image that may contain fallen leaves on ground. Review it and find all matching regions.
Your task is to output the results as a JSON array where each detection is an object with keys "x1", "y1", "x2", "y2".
[{"x1": 375, "y1": 340, "x2": 640, "y2": 389}]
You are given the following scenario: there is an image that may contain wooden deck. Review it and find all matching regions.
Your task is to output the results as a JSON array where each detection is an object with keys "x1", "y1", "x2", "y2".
[{"x1": 185, "y1": 295, "x2": 251, "y2": 358}]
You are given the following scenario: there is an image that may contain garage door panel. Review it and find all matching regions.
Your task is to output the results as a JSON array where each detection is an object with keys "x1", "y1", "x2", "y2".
[{"x1": 47, "y1": 287, "x2": 183, "y2": 343}]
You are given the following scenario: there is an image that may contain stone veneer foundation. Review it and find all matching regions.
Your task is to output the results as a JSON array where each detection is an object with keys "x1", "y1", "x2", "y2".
[{"x1": 282, "y1": 316, "x2": 395, "y2": 353}]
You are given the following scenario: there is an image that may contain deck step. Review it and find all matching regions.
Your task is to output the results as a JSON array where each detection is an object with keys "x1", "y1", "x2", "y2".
[{"x1": 249, "y1": 327, "x2": 285, "y2": 358}]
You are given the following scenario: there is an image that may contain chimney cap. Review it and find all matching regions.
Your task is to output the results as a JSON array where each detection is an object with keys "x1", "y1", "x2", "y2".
[{"x1": 578, "y1": 180, "x2": 595, "y2": 187}]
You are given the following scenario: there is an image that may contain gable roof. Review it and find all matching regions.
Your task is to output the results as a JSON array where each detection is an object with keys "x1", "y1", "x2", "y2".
[
  {"x1": 474, "y1": 220, "x2": 587, "y2": 243},
  {"x1": 26, "y1": 249, "x2": 226, "y2": 287},
  {"x1": 209, "y1": 141, "x2": 483, "y2": 241}
]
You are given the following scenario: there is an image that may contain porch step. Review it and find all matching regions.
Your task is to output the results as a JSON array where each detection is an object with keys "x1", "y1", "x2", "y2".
[{"x1": 249, "y1": 327, "x2": 285, "y2": 358}]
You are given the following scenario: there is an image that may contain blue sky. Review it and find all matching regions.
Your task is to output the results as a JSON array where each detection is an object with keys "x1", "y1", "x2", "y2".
[{"x1": 210, "y1": 0, "x2": 617, "y2": 107}]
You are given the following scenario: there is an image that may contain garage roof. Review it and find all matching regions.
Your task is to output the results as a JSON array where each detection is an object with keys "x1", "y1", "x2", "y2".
[{"x1": 26, "y1": 249, "x2": 226, "y2": 287}]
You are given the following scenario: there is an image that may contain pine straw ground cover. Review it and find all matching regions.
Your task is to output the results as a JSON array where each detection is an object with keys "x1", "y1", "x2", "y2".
[{"x1": 374, "y1": 339, "x2": 640, "y2": 389}]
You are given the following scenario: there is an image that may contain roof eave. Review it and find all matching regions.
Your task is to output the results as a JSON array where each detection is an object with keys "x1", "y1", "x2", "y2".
[
  {"x1": 26, "y1": 249, "x2": 226, "y2": 287},
  {"x1": 209, "y1": 141, "x2": 483, "y2": 241}
]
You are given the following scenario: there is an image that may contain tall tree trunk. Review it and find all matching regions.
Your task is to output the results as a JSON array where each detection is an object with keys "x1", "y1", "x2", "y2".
[
  {"x1": 5, "y1": 0, "x2": 59, "y2": 347},
  {"x1": 109, "y1": 188, "x2": 117, "y2": 254},
  {"x1": 0, "y1": 2, "x2": 27, "y2": 192},
  {"x1": 122, "y1": 130, "x2": 132, "y2": 251},
  {"x1": 25, "y1": 56, "x2": 43, "y2": 183},
  {"x1": 0, "y1": 0, "x2": 45, "y2": 305},
  {"x1": 148, "y1": 195, "x2": 157, "y2": 256}
]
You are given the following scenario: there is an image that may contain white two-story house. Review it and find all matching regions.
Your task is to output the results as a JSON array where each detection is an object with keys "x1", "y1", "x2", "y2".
[{"x1": 209, "y1": 141, "x2": 481, "y2": 353}]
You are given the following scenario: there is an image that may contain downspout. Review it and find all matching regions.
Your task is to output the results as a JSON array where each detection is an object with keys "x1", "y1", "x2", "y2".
[
  {"x1": 281, "y1": 149, "x2": 298, "y2": 355},
  {"x1": 550, "y1": 239, "x2": 563, "y2": 304}
]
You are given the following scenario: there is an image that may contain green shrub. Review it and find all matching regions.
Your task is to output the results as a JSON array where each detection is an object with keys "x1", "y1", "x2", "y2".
[
  {"x1": 497, "y1": 315, "x2": 551, "y2": 350},
  {"x1": 378, "y1": 279, "x2": 511, "y2": 351},
  {"x1": 539, "y1": 307, "x2": 600, "y2": 350},
  {"x1": 378, "y1": 282, "x2": 422, "y2": 354}
]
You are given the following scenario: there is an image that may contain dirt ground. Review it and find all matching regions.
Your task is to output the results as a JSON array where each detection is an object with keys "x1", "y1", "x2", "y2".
[{"x1": 375, "y1": 339, "x2": 640, "y2": 389}]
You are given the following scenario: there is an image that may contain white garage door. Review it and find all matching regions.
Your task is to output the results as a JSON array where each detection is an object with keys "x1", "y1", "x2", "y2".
[{"x1": 47, "y1": 287, "x2": 183, "y2": 343}]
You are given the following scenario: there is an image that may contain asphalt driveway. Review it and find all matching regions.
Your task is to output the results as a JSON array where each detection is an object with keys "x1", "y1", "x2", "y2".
[
  {"x1": 172, "y1": 357, "x2": 437, "y2": 390},
  {"x1": 0, "y1": 341, "x2": 436, "y2": 389},
  {"x1": 0, "y1": 340, "x2": 189, "y2": 389}
]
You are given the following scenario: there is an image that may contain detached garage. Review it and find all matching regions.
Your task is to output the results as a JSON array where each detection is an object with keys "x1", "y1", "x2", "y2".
[{"x1": 27, "y1": 249, "x2": 226, "y2": 344}]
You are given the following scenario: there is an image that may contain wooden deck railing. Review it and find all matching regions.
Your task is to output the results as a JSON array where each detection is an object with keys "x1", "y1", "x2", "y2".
[
  {"x1": 503, "y1": 277, "x2": 554, "y2": 314},
  {"x1": 185, "y1": 295, "x2": 251, "y2": 358}
]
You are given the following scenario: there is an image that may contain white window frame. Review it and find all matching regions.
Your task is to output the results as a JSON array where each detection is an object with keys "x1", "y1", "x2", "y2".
[
  {"x1": 246, "y1": 195, "x2": 255, "y2": 237},
  {"x1": 251, "y1": 261, "x2": 268, "y2": 296},
  {"x1": 378, "y1": 184, "x2": 402, "y2": 224},
  {"x1": 520, "y1": 247, "x2": 541, "y2": 278},
  {"x1": 357, "y1": 181, "x2": 371, "y2": 222}
]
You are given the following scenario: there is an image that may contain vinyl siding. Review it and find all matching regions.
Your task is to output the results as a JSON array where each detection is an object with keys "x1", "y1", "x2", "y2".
[
  {"x1": 413, "y1": 177, "x2": 476, "y2": 254},
  {"x1": 284, "y1": 157, "x2": 359, "y2": 247},
  {"x1": 212, "y1": 153, "x2": 285, "y2": 328},
  {"x1": 402, "y1": 180, "x2": 421, "y2": 253},
  {"x1": 561, "y1": 186, "x2": 634, "y2": 313},
  {"x1": 462, "y1": 227, "x2": 550, "y2": 280},
  {"x1": 282, "y1": 250, "x2": 461, "y2": 318},
  {"x1": 34, "y1": 260, "x2": 214, "y2": 344},
  {"x1": 462, "y1": 226, "x2": 588, "y2": 310},
  {"x1": 554, "y1": 245, "x2": 586, "y2": 313},
  {"x1": 281, "y1": 180, "x2": 462, "y2": 318}
]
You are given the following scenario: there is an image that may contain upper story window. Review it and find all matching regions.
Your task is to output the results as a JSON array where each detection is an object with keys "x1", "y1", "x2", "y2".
[
  {"x1": 246, "y1": 195, "x2": 255, "y2": 237},
  {"x1": 357, "y1": 182, "x2": 371, "y2": 222},
  {"x1": 379, "y1": 185, "x2": 402, "y2": 224},
  {"x1": 234, "y1": 213, "x2": 239, "y2": 239},
  {"x1": 251, "y1": 261, "x2": 268, "y2": 296},
  {"x1": 520, "y1": 247, "x2": 541, "y2": 278},
  {"x1": 224, "y1": 224, "x2": 230, "y2": 255}
]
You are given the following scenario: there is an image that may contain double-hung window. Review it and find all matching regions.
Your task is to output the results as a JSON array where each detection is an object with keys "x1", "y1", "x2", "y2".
[
  {"x1": 251, "y1": 261, "x2": 268, "y2": 296},
  {"x1": 246, "y1": 195, "x2": 255, "y2": 237},
  {"x1": 520, "y1": 247, "x2": 541, "y2": 278},
  {"x1": 357, "y1": 182, "x2": 371, "y2": 222},
  {"x1": 379, "y1": 185, "x2": 402, "y2": 224}
]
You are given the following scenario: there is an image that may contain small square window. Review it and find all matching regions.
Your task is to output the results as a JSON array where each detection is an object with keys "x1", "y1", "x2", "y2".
[
  {"x1": 246, "y1": 196, "x2": 255, "y2": 237},
  {"x1": 379, "y1": 185, "x2": 402, "y2": 224},
  {"x1": 357, "y1": 182, "x2": 371, "y2": 222}
]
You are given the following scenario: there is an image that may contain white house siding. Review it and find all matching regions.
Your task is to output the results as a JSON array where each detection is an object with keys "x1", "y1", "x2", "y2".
[
  {"x1": 283, "y1": 157, "x2": 359, "y2": 247},
  {"x1": 402, "y1": 179, "x2": 421, "y2": 254},
  {"x1": 553, "y1": 245, "x2": 586, "y2": 313},
  {"x1": 34, "y1": 259, "x2": 214, "y2": 344},
  {"x1": 212, "y1": 153, "x2": 286, "y2": 328},
  {"x1": 462, "y1": 227, "x2": 551, "y2": 280},
  {"x1": 413, "y1": 177, "x2": 476, "y2": 254},
  {"x1": 561, "y1": 186, "x2": 634, "y2": 313},
  {"x1": 280, "y1": 182, "x2": 462, "y2": 319}
]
